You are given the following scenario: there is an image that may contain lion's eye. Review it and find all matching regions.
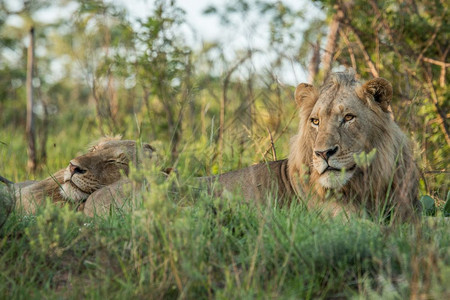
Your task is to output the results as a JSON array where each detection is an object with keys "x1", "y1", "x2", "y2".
[
  {"x1": 310, "y1": 118, "x2": 320, "y2": 126},
  {"x1": 344, "y1": 114, "x2": 355, "y2": 122}
]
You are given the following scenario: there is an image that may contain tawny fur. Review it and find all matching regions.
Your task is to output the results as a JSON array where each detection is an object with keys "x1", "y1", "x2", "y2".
[
  {"x1": 288, "y1": 71, "x2": 420, "y2": 219},
  {"x1": 202, "y1": 159, "x2": 296, "y2": 206},
  {"x1": 11, "y1": 139, "x2": 154, "y2": 215},
  {"x1": 13, "y1": 170, "x2": 66, "y2": 214},
  {"x1": 208, "y1": 71, "x2": 419, "y2": 220}
]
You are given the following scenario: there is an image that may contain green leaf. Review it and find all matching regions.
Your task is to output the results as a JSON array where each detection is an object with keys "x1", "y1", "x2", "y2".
[
  {"x1": 443, "y1": 191, "x2": 450, "y2": 217},
  {"x1": 353, "y1": 148, "x2": 377, "y2": 168},
  {"x1": 420, "y1": 195, "x2": 436, "y2": 216}
]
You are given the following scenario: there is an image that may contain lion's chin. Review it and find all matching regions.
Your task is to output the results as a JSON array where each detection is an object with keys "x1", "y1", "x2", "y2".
[
  {"x1": 317, "y1": 169, "x2": 355, "y2": 189},
  {"x1": 60, "y1": 182, "x2": 89, "y2": 203}
]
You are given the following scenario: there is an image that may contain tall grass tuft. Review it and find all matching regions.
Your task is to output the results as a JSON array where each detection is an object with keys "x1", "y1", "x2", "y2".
[{"x1": 0, "y1": 162, "x2": 448, "y2": 298}]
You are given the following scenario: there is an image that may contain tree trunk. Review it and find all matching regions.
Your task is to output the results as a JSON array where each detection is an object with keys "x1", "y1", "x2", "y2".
[
  {"x1": 39, "y1": 96, "x2": 48, "y2": 165},
  {"x1": 245, "y1": 76, "x2": 254, "y2": 135},
  {"x1": 91, "y1": 79, "x2": 105, "y2": 135},
  {"x1": 321, "y1": 7, "x2": 344, "y2": 82},
  {"x1": 218, "y1": 75, "x2": 227, "y2": 170},
  {"x1": 308, "y1": 40, "x2": 321, "y2": 84},
  {"x1": 26, "y1": 27, "x2": 37, "y2": 173}
]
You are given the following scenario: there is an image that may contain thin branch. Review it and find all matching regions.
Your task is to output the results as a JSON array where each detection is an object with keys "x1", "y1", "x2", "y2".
[
  {"x1": 439, "y1": 47, "x2": 449, "y2": 87},
  {"x1": 422, "y1": 57, "x2": 450, "y2": 68},
  {"x1": 344, "y1": 24, "x2": 379, "y2": 77},
  {"x1": 218, "y1": 50, "x2": 253, "y2": 170},
  {"x1": 423, "y1": 170, "x2": 449, "y2": 174},
  {"x1": 423, "y1": 67, "x2": 450, "y2": 146},
  {"x1": 414, "y1": 27, "x2": 440, "y2": 67},
  {"x1": 263, "y1": 108, "x2": 298, "y2": 157},
  {"x1": 0, "y1": 175, "x2": 14, "y2": 186},
  {"x1": 266, "y1": 127, "x2": 277, "y2": 161},
  {"x1": 368, "y1": 0, "x2": 404, "y2": 57},
  {"x1": 339, "y1": 28, "x2": 357, "y2": 70}
]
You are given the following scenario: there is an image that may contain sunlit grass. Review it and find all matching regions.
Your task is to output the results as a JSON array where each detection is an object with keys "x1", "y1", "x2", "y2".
[
  {"x1": 0, "y1": 107, "x2": 448, "y2": 299},
  {"x1": 0, "y1": 160, "x2": 449, "y2": 299}
]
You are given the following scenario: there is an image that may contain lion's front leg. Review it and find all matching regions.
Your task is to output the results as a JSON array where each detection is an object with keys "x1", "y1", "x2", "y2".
[{"x1": 80, "y1": 179, "x2": 133, "y2": 217}]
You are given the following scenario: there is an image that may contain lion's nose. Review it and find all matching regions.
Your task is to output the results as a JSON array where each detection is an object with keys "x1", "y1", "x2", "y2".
[
  {"x1": 315, "y1": 146, "x2": 339, "y2": 161},
  {"x1": 69, "y1": 162, "x2": 86, "y2": 175}
]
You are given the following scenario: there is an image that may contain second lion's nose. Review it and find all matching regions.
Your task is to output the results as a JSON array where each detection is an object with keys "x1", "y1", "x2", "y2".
[{"x1": 69, "y1": 162, "x2": 86, "y2": 175}]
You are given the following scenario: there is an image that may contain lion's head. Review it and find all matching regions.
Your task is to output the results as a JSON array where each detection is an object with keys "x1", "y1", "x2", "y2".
[
  {"x1": 289, "y1": 71, "x2": 419, "y2": 218},
  {"x1": 61, "y1": 138, "x2": 155, "y2": 202}
]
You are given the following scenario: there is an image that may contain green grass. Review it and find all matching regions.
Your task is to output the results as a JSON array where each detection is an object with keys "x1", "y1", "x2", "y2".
[
  {"x1": 0, "y1": 170, "x2": 449, "y2": 299},
  {"x1": 0, "y1": 108, "x2": 448, "y2": 299}
]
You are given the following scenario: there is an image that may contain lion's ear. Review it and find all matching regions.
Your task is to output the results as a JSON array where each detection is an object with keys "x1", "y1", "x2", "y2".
[
  {"x1": 361, "y1": 78, "x2": 392, "y2": 112},
  {"x1": 294, "y1": 83, "x2": 318, "y2": 108}
]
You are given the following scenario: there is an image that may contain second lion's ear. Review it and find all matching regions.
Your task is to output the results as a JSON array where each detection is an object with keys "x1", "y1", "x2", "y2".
[{"x1": 294, "y1": 83, "x2": 318, "y2": 108}]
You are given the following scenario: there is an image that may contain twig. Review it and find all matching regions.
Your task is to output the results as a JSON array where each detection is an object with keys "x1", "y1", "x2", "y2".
[
  {"x1": 422, "y1": 57, "x2": 450, "y2": 68},
  {"x1": 0, "y1": 175, "x2": 14, "y2": 186},
  {"x1": 414, "y1": 28, "x2": 440, "y2": 67},
  {"x1": 218, "y1": 50, "x2": 253, "y2": 169},
  {"x1": 343, "y1": 23, "x2": 379, "y2": 77},
  {"x1": 423, "y1": 68, "x2": 450, "y2": 146},
  {"x1": 263, "y1": 108, "x2": 298, "y2": 157},
  {"x1": 368, "y1": 0, "x2": 405, "y2": 59},
  {"x1": 339, "y1": 28, "x2": 357, "y2": 70},
  {"x1": 242, "y1": 125, "x2": 267, "y2": 162},
  {"x1": 266, "y1": 127, "x2": 277, "y2": 161},
  {"x1": 423, "y1": 170, "x2": 449, "y2": 174}
]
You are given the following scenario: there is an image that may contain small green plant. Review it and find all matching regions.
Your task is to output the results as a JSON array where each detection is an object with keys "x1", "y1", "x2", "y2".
[
  {"x1": 444, "y1": 191, "x2": 450, "y2": 217},
  {"x1": 24, "y1": 200, "x2": 85, "y2": 258},
  {"x1": 420, "y1": 195, "x2": 437, "y2": 216},
  {"x1": 353, "y1": 148, "x2": 377, "y2": 168}
]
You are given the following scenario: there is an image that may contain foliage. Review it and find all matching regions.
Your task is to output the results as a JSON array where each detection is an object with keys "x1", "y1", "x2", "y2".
[
  {"x1": 421, "y1": 195, "x2": 437, "y2": 216},
  {"x1": 0, "y1": 0, "x2": 448, "y2": 297},
  {"x1": 133, "y1": 0, "x2": 192, "y2": 160},
  {"x1": 311, "y1": 0, "x2": 449, "y2": 199},
  {"x1": 0, "y1": 167, "x2": 449, "y2": 298}
]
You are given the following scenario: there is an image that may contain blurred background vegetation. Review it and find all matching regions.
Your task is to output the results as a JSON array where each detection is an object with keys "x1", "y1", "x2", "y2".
[
  {"x1": 0, "y1": 1, "x2": 449, "y2": 298},
  {"x1": 0, "y1": 0, "x2": 448, "y2": 200}
]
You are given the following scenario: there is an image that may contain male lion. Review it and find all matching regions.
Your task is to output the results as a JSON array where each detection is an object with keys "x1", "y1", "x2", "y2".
[
  {"x1": 206, "y1": 71, "x2": 420, "y2": 220},
  {"x1": 3, "y1": 138, "x2": 155, "y2": 214}
]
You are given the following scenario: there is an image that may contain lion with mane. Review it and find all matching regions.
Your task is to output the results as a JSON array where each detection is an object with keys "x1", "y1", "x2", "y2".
[
  {"x1": 288, "y1": 71, "x2": 420, "y2": 219},
  {"x1": 208, "y1": 71, "x2": 420, "y2": 220}
]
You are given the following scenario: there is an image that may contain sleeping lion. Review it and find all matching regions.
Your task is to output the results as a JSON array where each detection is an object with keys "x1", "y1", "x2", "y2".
[{"x1": 1, "y1": 138, "x2": 155, "y2": 215}]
